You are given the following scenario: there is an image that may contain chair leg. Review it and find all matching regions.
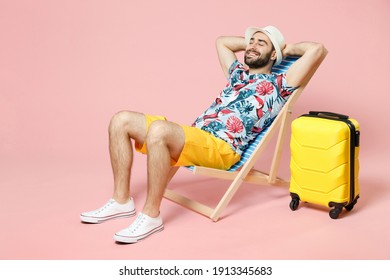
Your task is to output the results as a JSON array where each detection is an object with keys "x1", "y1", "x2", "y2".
[
  {"x1": 164, "y1": 188, "x2": 214, "y2": 218},
  {"x1": 209, "y1": 158, "x2": 256, "y2": 221},
  {"x1": 269, "y1": 110, "x2": 291, "y2": 183},
  {"x1": 210, "y1": 178, "x2": 244, "y2": 221}
]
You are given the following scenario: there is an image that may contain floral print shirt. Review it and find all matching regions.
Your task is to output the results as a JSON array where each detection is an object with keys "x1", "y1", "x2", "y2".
[{"x1": 192, "y1": 60, "x2": 297, "y2": 155}]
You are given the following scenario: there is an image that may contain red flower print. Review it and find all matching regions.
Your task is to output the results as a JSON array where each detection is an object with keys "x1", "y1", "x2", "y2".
[
  {"x1": 219, "y1": 108, "x2": 234, "y2": 115},
  {"x1": 280, "y1": 89, "x2": 292, "y2": 98},
  {"x1": 254, "y1": 95, "x2": 264, "y2": 108},
  {"x1": 256, "y1": 108, "x2": 264, "y2": 119},
  {"x1": 233, "y1": 83, "x2": 246, "y2": 91},
  {"x1": 226, "y1": 116, "x2": 244, "y2": 133},
  {"x1": 256, "y1": 81, "x2": 274, "y2": 95}
]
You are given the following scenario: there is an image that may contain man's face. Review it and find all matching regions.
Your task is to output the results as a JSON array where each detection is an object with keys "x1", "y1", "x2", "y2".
[{"x1": 244, "y1": 32, "x2": 275, "y2": 69}]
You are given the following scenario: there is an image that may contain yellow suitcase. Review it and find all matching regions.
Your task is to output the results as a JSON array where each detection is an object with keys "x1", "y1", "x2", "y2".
[{"x1": 289, "y1": 111, "x2": 360, "y2": 219}]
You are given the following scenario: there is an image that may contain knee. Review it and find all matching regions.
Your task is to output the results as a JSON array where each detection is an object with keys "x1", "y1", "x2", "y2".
[
  {"x1": 109, "y1": 111, "x2": 135, "y2": 133},
  {"x1": 146, "y1": 121, "x2": 169, "y2": 146}
]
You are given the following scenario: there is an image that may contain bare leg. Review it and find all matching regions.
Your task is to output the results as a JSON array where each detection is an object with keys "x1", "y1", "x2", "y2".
[
  {"x1": 142, "y1": 121, "x2": 185, "y2": 217},
  {"x1": 108, "y1": 111, "x2": 147, "y2": 204}
]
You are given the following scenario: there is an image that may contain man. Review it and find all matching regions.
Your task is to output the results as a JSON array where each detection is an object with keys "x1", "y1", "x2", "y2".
[{"x1": 80, "y1": 26, "x2": 327, "y2": 243}]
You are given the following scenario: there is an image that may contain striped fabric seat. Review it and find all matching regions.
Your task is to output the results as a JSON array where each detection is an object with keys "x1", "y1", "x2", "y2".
[{"x1": 188, "y1": 56, "x2": 299, "y2": 172}]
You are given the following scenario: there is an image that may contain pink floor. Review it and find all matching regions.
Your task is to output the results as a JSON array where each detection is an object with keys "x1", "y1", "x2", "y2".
[{"x1": 1, "y1": 148, "x2": 389, "y2": 260}]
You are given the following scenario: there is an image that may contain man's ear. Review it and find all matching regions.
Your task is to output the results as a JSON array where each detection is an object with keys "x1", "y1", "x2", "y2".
[{"x1": 271, "y1": 50, "x2": 277, "y2": 62}]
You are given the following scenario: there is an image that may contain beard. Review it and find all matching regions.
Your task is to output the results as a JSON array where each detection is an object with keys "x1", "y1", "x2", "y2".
[{"x1": 244, "y1": 49, "x2": 273, "y2": 69}]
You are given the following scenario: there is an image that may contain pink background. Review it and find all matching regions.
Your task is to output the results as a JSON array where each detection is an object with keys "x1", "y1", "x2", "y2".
[{"x1": 1, "y1": 0, "x2": 389, "y2": 259}]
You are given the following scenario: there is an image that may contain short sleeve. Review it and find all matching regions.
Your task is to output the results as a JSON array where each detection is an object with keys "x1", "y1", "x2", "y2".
[
  {"x1": 227, "y1": 60, "x2": 243, "y2": 79},
  {"x1": 282, "y1": 73, "x2": 299, "y2": 92},
  {"x1": 276, "y1": 73, "x2": 299, "y2": 99}
]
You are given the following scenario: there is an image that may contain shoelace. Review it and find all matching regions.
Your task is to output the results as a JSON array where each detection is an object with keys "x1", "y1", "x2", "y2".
[
  {"x1": 128, "y1": 214, "x2": 145, "y2": 233},
  {"x1": 95, "y1": 199, "x2": 115, "y2": 214}
]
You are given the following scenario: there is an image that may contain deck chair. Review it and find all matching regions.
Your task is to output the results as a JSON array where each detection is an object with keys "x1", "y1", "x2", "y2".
[{"x1": 164, "y1": 55, "x2": 325, "y2": 222}]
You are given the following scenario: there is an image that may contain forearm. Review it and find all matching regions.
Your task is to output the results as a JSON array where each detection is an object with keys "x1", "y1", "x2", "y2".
[
  {"x1": 284, "y1": 42, "x2": 328, "y2": 87},
  {"x1": 216, "y1": 36, "x2": 246, "y2": 53},
  {"x1": 283, "y1": 42, "x2": 327, "y2": 58},
  {"x1": 216, "y1": 36, "x2": 246, "y2": 77}
]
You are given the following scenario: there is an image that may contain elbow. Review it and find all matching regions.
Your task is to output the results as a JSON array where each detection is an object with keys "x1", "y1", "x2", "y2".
[
  {"x1": 215, "y1": 36, "x2": 227, "y2": 47},
  {"x1": 307, "y1": 43, "x2": 328, "y2": 63},
  {"x1": 315, "y1": 43, "x2": 328, "y2": 59},
  {"x1": 319, "y1": 43, "x2": 328, "y2": 58}
]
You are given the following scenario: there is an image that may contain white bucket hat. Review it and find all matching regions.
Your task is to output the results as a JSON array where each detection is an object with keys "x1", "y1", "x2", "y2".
[{"x1": 244, "y1": 25, "x2": 285, "y2": 66}]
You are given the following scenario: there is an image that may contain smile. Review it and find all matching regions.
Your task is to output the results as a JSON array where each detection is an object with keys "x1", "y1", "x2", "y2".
[{"x1": 246, "y1": 51, "x2": 260, "y2": 58}]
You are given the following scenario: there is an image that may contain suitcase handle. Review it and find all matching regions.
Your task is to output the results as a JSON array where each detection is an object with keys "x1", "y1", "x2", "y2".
[{"x1": 309, "y1": 111, "x2": 349, "y2": 120}]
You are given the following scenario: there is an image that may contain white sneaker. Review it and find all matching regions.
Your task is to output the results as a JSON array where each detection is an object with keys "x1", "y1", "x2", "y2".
[
  {"x1": 80, "y1": 198, "x2": 136, "y2": 223},
  {"x1": 113, "y1": 213, "x2": 164, "y2": 243}
]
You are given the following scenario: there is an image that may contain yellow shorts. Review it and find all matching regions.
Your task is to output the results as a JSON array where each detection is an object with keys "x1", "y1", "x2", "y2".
[{"x1": 135, "y1": 114, "x2": 240, "y2": 170}]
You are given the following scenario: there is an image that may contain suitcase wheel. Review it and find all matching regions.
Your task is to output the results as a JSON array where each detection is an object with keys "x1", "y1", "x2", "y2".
[
  {"x1": 289, "y1": 193, "x2": 300, "y2": 211},
  {"x1": 329, "y1": 206, "x2": 343, "y2": 219},
  {"x1": 345, "y1": 203, "x2": 354, "y2": 211},
  {"x1": 345, "y1": 195, "x2": 359, "y2": 211},
  {"x1": 289, "y1": 198, "x2": 299, "y2": 211}
]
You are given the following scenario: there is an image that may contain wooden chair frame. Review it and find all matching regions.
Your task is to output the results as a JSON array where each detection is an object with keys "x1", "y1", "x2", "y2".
[{"x1": 164, "y1": 56, "x2": 325, "y2": 222}]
